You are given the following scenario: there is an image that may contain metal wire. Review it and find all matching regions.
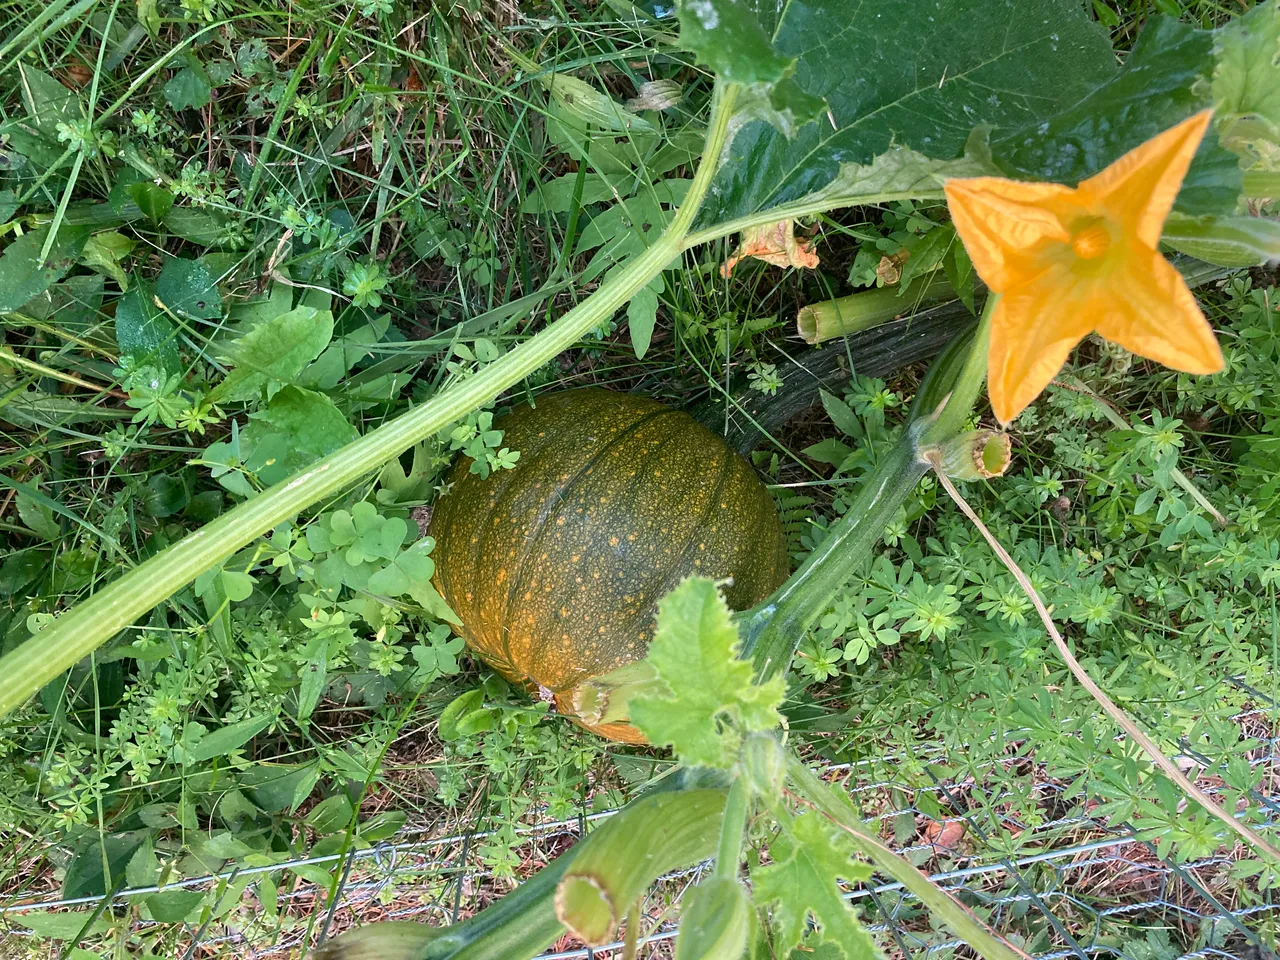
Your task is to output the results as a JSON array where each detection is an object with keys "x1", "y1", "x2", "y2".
[{"x1": 4, "y1": 703, "x2": 1278, "y2": 959}]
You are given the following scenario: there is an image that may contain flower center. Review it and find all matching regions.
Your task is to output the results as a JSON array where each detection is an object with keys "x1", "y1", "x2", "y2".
[{"x1": 1070, "y1": 220, "x2": 1112, "y2": 260}]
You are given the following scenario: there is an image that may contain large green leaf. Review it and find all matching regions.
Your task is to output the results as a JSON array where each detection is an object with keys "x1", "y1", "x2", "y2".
[
  {"x1": 244, "y1": 385, "x2": 358, "y2": 467},
  {"x1": 156, "y1": 256, "x2": 223, "y2": 320},
  {"x1": 0, "y1": 225, "x2": 92, "y2": 313},
  {"x1": 62, "y1": 829, "x2": 151, "y2": 898},
  {"x1": 17, "y1": 911, "x2": 111, "y2": 939},
  {"x1": 990, "y1": 16, "x2": 1241, "y2": 217},
  {"x1": 239, "y1": 762, "x2": 320, "y2": 813},
  {"x1": 214, "y1": 305, "x2": 334, "y2": 401},
  {"x1": 1213, "y1": 0, "x2": 1280, "y2": 174},
  {"x1": 693, "y1": 0, "x2": 1114, "y2": 231},
  {"x1": 164, "y1": 58, "x2": 213, "y2": 111},
  {"x1": 630, "y1": 577, "x2": 784, "y2": 769},
  {"x1": 18, "y1": 64, "x2": 81, "y2": 139},
  {"x1": 146, "y1": 889, "x2": 206, "y2": 923},
  {"x1": 751, "y1": 813, "x2": 876, "y2": 960},
  {"x1": 115, "y1": 281, "x2": 182, "y2": 376},
  {"x1": 676, "y1": 0, "x2": 823, "y2": 135},
  {"x1": 183, "y1": 714, "x2": 273, "y2": 763},
  {"x1": 204, "y1": 386, "x2": 358, "y2": 495}
]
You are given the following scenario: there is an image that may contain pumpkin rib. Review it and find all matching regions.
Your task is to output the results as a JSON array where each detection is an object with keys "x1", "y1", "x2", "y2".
[
  {"x1": 495, "y1": 407, "x2": 679, "y2": 675},
  {"x1": 502, "y1": 410, "x2": 695, "y2": 690},
  {"x1": 541, "y1": 413, "x2": 729, "y2": 692},
  {"x1": 609, "y1": 430, "x2": 736, "y2": 655},
  {"x1": 715, "y1": 456, "x2": 790, "y2": 606},
  {"x1": 457, "y1": 394, "x2": 669, "y2": 674}
]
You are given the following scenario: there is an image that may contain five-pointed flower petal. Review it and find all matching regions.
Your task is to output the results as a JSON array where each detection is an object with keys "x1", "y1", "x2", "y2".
[{"x1": 944, "y1": 110, "x2": 1225, "y2": 424}]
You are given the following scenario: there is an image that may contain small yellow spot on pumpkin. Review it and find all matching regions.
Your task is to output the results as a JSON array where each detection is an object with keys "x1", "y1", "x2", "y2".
[
  {"x1": 609, "y1": 536, "x2": 620, "y2": 547},
  {"x1": 556, "y1": 516, "x2": 565, "y2": 526}
]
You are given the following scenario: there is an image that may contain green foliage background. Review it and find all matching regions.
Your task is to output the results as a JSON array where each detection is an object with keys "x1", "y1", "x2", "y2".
[{"x1": 0, "y1": 0, "x2": 1278, "y2": 953}]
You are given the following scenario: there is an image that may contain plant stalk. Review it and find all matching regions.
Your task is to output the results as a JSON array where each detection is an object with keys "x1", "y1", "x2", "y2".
[
  {"x1": 738, "y1": 430, "x2": 927, "y2": 680},
  {"x1": 317, "y1": 775, "x2": 726, "y2": 960},
  {"x1": 739, "y1": 306, "x2": 992, "y2": 680},
  {"x1": 0, "y1": 85, "x2": 739, "y2": 720},
  {"x1": 797, "y1": 275, "x2": 955, "y2": 344},
  {"x1": 714, "y1": 778, "x2": 748, "y2": 881},
  {"x1": 918, "y1": 294, "x2": 994, "y2": 444},
  {"x1": 554, "y1": 789, "x2": 728, "y2": 945}
]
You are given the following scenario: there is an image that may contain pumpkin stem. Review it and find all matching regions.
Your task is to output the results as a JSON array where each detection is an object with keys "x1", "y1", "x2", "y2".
[{"x1": 571, "y1": 661, "x2": 662, "y2": 728}]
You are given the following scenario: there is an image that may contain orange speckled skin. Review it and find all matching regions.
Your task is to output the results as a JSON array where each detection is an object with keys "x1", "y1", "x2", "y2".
[{"x1": 429, "y1": 388, "x2": 789, "y2": 741}]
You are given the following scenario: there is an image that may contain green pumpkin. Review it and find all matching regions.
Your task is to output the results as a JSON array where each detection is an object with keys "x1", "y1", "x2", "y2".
[{"x1": 430, "y1": 388, "x2": 789, "y2": 740}]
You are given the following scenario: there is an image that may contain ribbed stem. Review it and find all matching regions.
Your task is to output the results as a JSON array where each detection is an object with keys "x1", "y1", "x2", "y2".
[
  {"x1": 737, "y1": 321, "x2": 990, "y2": 680},
  {"x1": 918, "y1": 294, "x2": 993, "y2": 445},
  {"x1": 797, "y1": 275, "x2": 955, "y2": 344},
  {"x1": 714, "y1": 778, "x2": 748, "y2": 880},
  {"x1": 737, "y1": 432, "x2": 927, "y2": 680},
  {"x1": 555, "y1": 789, "x2": 728, "y2": 945}
]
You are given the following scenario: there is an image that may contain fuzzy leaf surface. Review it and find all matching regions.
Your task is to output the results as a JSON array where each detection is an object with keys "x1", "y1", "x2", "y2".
[
  {"x1": 115, "y1": 282, "x2": 182, "y2": 376},
  {"x1": 694, "y1": 0, "x2": 1114, "y2": 230},
  {"x1": 631, "y1": 577, "x2": 784, "y2": 768},
  {"x1": 677, "y1": 0, "x2": 824, "y2": 134},
  {"x1": 215, "y1": 306, "x2": 334, "y2": 401},
  {"x1": 1213, "y1": 0, "x2": 1280, "y2": 173},
  {"x1": 157, "y1": 257, "x2": 222, "y2": 320},
  {"x1": 0, "y1": 225, "x2": 91, "y2": 313},
  {"x1": 991, "y1": 16, "x2": 1241, "y2": 216},
  {"x1": 752, "y1": 812, "x2": 876, "y2": 959}
]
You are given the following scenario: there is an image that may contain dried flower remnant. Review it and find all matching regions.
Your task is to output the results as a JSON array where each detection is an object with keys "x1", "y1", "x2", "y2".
[{"x1": 721, "y1": 219, "x2": 820, "y2": 277}]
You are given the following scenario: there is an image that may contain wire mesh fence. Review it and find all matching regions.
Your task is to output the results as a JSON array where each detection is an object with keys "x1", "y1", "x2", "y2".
[{"x1": 3, "y1": 682, "x2": 1278, "y2": 960}]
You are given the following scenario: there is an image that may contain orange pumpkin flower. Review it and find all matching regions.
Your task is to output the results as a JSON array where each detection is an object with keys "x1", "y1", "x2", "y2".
[{"x1": 944, "y1": 110, "x2": 1225, "y2": 424}]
